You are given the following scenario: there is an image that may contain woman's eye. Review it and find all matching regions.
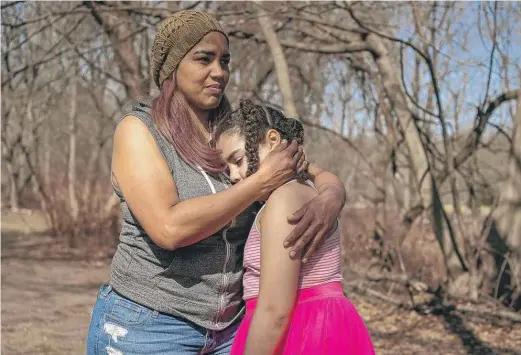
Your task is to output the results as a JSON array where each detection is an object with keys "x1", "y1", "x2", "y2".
[
  {"x1": 221, "y1": 58, "x2": 230, "y2": 65},
  {"x1": 236, "y1": 157, "x2": 243, "y2": 165},
  {"x1": 198, "y1": 57, "x2": 210, "y2": 63}
]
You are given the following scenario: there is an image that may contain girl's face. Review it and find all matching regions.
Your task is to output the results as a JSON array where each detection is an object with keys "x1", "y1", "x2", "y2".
[
  {"x1": 176, "y1": 32, "x2": 230, "y2": 115},
  {"x1": 216, "y1": 130, "x2": 280, "y2": 184}
]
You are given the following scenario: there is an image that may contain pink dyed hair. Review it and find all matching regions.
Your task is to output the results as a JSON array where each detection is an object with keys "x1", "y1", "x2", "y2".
[{"x1": 151, "y1": 77, "x2": 231, "y2": 174}]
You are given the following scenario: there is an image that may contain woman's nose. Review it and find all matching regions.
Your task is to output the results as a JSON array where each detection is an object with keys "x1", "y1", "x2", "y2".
[{"x1": 210, "y1": 60, "x2": 226, "y2": 79}]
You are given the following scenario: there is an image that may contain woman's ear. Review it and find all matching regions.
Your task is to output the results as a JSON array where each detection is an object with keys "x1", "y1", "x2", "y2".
[{"x1": 265, "y1": 129, "x2": 281, "y2": 150}]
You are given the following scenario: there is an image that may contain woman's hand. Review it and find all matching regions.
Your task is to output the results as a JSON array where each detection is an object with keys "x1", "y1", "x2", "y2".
[
  {"x1": 255, "y1": 139, "x2": 306, "y2": 195},
  {"x1": 283, "y1": 188, "x2": 343, "y2": 262},
  {"x1": 283, "y1": 164, "x2": 346, "y2": 263}
]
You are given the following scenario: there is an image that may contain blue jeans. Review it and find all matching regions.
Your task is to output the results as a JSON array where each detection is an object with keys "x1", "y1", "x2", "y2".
[{"x1": 87, "y1": 285, "x2": 239, "y2": 354}]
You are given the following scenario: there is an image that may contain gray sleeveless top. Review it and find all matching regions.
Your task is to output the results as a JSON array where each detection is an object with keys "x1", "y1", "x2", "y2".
[{"x1": 109, "y1": 100, "x2": 260, "y2": 330}]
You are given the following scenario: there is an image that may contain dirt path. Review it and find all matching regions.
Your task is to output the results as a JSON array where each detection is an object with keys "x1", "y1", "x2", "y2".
[
  {"x1": 2, "y1": 212, "x2": 520, "y2": 354},
  {"x1": 2, "y1": 258, "x2": 107, "y2": 354},
  {"x1": 1, "y1": 212, "x2": 109, "y2": 354}
]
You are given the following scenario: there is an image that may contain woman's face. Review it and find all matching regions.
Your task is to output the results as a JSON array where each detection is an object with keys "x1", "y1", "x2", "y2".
[
  {"x1": 176, "y1": 32, "x2": 230, "y2": 113},
  {"x1": 216, "y1": 130, "x2": 278, "y2": 184}
]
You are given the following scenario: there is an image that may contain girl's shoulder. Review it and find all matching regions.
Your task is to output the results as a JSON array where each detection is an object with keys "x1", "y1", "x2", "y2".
[
  {"x1": 270, "y1": 180, "x2": 317, "y2": 202},
  {"x1": 259, "y1": 180, "x2": 317, "y2": 226}
]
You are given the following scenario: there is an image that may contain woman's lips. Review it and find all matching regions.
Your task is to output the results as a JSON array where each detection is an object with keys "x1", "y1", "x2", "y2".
[{"x1": 206, "y1": 85, "x2": 223, "y2": 94}]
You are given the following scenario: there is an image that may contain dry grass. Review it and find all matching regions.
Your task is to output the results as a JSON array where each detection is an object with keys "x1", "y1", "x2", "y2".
[{"x1": 340, "y1": 206, "x2": 446, "y2": 286}]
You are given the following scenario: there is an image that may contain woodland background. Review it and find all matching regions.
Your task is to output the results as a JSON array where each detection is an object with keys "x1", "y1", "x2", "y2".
[{"x1": 2, "y1": 1, "x2": 521, "y2": 354}]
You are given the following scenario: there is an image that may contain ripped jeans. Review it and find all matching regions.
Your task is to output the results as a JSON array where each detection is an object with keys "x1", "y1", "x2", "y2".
[{"x1": 86, "y1": 285, "x2": 238, "y2": 355}]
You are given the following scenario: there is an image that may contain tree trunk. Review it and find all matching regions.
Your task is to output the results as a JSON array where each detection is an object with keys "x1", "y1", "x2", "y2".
[
  {"x1": 365, "y1": 33, "x2": 468, "y2": 289},
  {"x1": 85, "y1": 2, "x2": 146, "y2": 99},
  {"x1": 68, "y1": 79, "x2": 79, "y2": 221},
  {"x1": 498, "y1": 92, "x2": 521, "y2": 255},
  {"x1": 366, "y1": 34, "x2": 431, "y2": 207},
  {"x1": 42, "y1": 128, "x2": 51, "y2": 211},
  {"x1": 43, "y1": 128, "x2": 51, "y2": 187},
  {"x1": 6, "y1": 160, "x2": 19, "y2": 212},
  {"x1": 494, "y1": 91, "x2": 521, "y2": 307},
  {"x1": 255, "y1": 3, "x2": 299, "y2": 118}
]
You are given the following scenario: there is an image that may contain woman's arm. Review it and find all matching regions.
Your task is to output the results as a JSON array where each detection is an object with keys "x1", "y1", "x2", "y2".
[
  {"x1": 112, "y1": 116, "x2": 302, "y2": 250},
  {"x1": 284, "y1": 163, "x2": 347, "y2": 262},
  {"x1": 244, "y1": 183, "x2": 316, "y2": 355}
]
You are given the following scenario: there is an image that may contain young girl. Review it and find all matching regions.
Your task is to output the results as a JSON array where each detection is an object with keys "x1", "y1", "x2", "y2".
[{"x1": 215, "y1": 100, "x2": 375, "y2": 354}]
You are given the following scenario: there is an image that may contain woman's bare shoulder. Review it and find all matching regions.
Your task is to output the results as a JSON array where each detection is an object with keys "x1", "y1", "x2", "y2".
[
  {"x1": 115, "y1": 115, "x2": 149, "y2": 139},
  {"x1": 113, "y1": 115, "x2": 162, "y2": 156},
  {"x1": 112, "y1": 114, "x2": 169, "y2": 177}
]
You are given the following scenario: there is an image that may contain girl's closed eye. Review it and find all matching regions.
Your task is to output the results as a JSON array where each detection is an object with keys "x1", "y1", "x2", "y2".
[{"x1": 235, "y1": 156, "x2": 243, "y2": 165}]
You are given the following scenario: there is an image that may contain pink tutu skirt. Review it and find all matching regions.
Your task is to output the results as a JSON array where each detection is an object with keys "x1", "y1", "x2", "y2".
[{"x1": 230, "y1": 282, "x2": 375, "y2": 354}]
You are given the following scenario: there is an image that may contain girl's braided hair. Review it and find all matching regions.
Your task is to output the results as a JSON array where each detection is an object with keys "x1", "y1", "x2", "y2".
[{"x1": 215, "y1": 99, "x2": 312, "y2": 182}]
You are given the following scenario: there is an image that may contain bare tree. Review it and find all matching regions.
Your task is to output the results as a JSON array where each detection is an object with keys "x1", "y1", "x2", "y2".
[
  {"x1": 254, "y1": 2, "x2": 298, "y2": 118},
  {"x1": 227, "y1": 1, "x2": 519, "y2": 303},
  {"x1": 3, "y1": 1, "x2": 520, "y2": 309}
]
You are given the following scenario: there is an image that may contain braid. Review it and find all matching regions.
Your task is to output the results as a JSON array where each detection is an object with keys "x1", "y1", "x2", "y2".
[
  {"x1": 240, "y1": 100, "x2": 269, "y2": 177},
  {"x1": 215, "y1": 99, "x2": 313, "y2": 182}
]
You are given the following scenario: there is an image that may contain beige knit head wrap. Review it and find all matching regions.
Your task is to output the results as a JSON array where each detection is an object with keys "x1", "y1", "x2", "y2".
[{"x1": 151, "y1": 10, "x2": 228, "y2": 89}]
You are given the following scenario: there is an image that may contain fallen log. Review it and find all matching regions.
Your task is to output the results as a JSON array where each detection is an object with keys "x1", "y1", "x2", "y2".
[
  {"x1": 365, "y1": 271, "x2": 430, "y2": 293},
  {"x1": 455, "y1": 303, "x2": 521, "y2": 323}
]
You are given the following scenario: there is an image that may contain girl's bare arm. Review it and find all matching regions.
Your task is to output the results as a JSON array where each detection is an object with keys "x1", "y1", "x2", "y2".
[{"x1": 244, "y1": 183, "x2": 316, "y2": 355}]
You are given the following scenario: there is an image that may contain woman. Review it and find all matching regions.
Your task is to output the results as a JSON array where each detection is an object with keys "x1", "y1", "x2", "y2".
[
  {"x1": 215, "y1": 100, "x2": 375, "y2": 354},
  {"x1": 86, "y1": 10, "x2": 346, "y2": 354}
]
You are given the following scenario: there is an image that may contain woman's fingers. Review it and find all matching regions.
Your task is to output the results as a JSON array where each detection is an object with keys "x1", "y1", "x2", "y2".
[
  {"x1": 286, "y1": 204, "x2": 306, "y2": 225},
  {"x1": 301, "y1": 228, "x2": 327, "y2": 263},
  {"x1": 297, "y1": 148, "x2": 308, "y2": 174},
  {"x1": 284, "y1": 209, "x2": 311, "y2": 248},
  {"x1": 288, "y1": 222, "x2": 320, "y2": 259},
  {"x1": 297, "y1": 158, "x2": 309, "y2": 174},
  {"x1": 291, "y1": 145, "x2": 303, "y2": 169},
  {"x1": 285, "y1": 139, "x2": 299, "y2": 156}
]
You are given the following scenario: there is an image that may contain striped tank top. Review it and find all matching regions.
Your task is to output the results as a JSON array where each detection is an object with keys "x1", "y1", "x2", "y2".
[{"x1": 242, "y1": 180, "x2": 342, "y2": 300}]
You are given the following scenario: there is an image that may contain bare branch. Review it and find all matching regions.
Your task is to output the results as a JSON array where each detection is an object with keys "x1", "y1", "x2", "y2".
[
  {"x1": 450, "y1": 90, "x2": 519, "y2": 176},
  {"x1": 1, "y1": 1, "x2": 24, "y2": 10}
]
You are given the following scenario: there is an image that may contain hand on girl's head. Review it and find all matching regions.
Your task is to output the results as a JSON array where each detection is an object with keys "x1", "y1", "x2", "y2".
[
  {"x1": 267, "y1": 139, "x2": 304, "y2": 175},
  {"x1": 283, "y1": 140, "x2": 305, "y2": 173},
  {"x1": 255, "y1": 139, "x2": 300, "y2": 187}
]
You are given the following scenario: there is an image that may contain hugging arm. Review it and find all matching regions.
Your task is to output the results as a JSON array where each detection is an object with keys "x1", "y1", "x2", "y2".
[{"x1": 112, "y1": 116, "x2": 303, "y2": 250}]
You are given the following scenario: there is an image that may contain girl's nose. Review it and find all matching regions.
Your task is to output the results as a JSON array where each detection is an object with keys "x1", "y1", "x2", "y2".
[{"x1": 230, "y1": 172, "x2": 240, "y2": 184}]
